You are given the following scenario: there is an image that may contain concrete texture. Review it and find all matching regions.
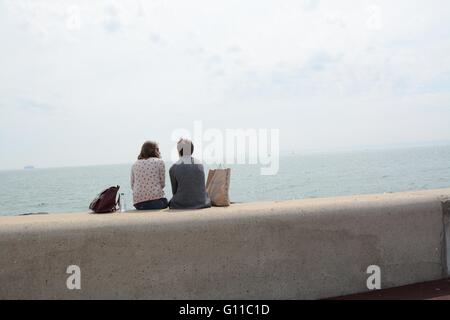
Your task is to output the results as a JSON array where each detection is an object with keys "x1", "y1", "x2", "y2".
[
  {"x1": 443, "y1": 200, "x2": 450, "y2": 276},
  {"x1": 0, "y1": 188, "x2": 450, "y2": 299}
]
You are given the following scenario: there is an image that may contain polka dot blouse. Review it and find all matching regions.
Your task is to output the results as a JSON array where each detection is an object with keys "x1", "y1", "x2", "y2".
[{"x1": 130, "y1": 158, "x2": 165, "y2": 204}]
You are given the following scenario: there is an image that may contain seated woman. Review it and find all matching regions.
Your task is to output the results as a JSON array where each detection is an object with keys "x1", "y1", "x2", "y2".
[
  {"x1": 131, "y1": 141, "x2": 168, "y2": 210},
  {"x1": 169, "y1": 139, "x2": 211, "y2": 209}
]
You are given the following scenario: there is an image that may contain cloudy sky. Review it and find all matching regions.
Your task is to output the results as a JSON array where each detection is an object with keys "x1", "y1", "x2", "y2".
[{"x1": 1, "y1": 0, "x2": 450, "y2": 170}]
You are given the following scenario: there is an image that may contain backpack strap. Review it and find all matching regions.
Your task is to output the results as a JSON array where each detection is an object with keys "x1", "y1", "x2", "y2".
[{"x1": 114, "y1": 193, "x2": 121, "y2": 212}]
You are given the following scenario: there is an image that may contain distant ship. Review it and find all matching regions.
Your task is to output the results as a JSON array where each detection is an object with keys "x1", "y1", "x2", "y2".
[{"x1": 24, "y1": 165, "x2": 35, "y2": 170}]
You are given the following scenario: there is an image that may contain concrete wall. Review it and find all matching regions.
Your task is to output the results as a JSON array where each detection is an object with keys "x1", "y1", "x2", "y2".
[
  {"x1": 443, "y1": 199, "x2": 450, "y2": 277},
  {"x1": 0, "y1": 188, "x2": 449, "y2": 300}
]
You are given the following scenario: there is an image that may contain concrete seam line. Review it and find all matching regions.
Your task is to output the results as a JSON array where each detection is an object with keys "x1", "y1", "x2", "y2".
[{"x1": 441, "y1": 199, "x2": 450, "y2": 277}]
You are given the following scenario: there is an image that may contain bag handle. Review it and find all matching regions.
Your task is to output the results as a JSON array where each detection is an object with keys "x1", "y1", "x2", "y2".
[
  {"x1": 115, "y1": 193, "x2": 121, "y2": 211},
  {"x1": 113, "y1": 185, "x2": 121, "y2": 211}
]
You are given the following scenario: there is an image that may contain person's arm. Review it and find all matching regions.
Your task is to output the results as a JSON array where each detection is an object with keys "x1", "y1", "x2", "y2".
[
  {"x1": 130, "y1": 166, "x2": 135, "y2": 190},
  {"x1": 159, "y1": 161, "x2": 166, "y2": 189},
  {"x1": 169, "y1": 166, "x2": 178, "y2": 195}
]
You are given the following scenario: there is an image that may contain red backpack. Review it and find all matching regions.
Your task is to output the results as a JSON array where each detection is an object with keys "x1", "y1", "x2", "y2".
[{"x1": 89, "y1": 186, "x2": 120, "y2": 213}]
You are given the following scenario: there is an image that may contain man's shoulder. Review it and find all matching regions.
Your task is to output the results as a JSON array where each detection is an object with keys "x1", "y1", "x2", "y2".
[{"x1": 169, "y1": 162, "x2": 177, "y2": 173}]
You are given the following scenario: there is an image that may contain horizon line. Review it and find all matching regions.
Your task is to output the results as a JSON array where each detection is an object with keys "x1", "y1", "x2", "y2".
[{"x1": 1, "y1": 141, "x2": 450, "y2": 172}]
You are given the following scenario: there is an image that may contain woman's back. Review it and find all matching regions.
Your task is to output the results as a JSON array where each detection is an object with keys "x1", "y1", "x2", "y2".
[{"x1": 131, "y1": 158, "x2": 165, "y2": 205}]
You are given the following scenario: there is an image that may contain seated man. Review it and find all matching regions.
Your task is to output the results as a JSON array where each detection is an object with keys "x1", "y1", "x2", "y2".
[{"x1": 169, "y1": 139, "x2": 211, "y2": 209}]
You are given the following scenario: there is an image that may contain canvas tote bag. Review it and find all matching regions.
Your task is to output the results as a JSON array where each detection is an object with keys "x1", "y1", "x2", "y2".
[{"x1": 206, "y1": 168, "x2": 231, "y2": 207}]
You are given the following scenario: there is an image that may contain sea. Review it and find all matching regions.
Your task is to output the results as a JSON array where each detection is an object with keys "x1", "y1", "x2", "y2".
[{"x1": 1, "y1": 145, "x2": 449, "y2": 216}]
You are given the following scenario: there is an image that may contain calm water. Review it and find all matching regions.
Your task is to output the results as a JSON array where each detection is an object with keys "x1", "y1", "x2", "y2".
[{"x1": 1, "y1": 145, "x2": 450, "y2": 216}]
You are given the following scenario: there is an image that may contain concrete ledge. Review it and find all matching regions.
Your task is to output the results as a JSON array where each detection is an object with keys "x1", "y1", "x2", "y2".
[
  {"x1": 443, "y1": 200, "x2": 450, "y2": 276},
  {"x1": 1, "y1": 188, "x2": 450, "y2": 299}
]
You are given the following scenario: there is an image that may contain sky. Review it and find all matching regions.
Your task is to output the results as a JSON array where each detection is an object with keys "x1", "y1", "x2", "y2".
[{"x1": 1, "y1": 0, "x2": 450, "y2": 170}]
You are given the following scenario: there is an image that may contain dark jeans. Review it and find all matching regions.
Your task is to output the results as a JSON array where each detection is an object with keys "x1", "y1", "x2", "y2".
[{"x1": 134, "y1": 198, "x2": 168, "y2": 210}]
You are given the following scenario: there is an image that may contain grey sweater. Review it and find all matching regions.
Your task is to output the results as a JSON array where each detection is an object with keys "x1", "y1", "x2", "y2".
[{"x1": 169, "y1": 157, "x2": 211, "y2": 209}]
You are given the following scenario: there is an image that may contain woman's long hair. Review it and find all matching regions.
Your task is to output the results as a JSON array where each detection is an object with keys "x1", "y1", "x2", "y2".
[{"x1": 138, "y1": 141, "x2": 160, "y2": 160}]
